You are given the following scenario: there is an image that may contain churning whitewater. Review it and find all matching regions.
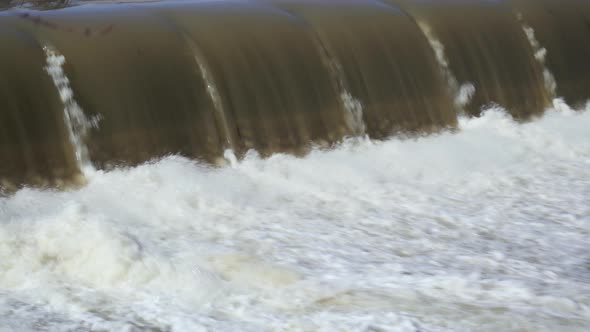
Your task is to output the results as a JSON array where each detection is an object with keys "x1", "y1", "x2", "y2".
[{"x1": 1, "y1": 104, "x2": 589, "y2": 331}]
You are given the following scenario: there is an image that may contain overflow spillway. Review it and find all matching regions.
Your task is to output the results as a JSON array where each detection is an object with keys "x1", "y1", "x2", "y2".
[
  {"x1": 511, "y1": 0, "x2": 590, "y2": 108},
  {"x1": 265, "y1": 0, "x2": 458, "y2": 139},
  {"x1": 383, "y1": 0, "x2": 552, "y2": 118},
  {"x1": 0, "y1": 0, "x2": 587, "y2": 190}
]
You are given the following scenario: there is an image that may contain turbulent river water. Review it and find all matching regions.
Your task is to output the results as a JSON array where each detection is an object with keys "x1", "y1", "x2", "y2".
[{"x1": 0, "y1": 101, "x2": 589, "y2": 331}]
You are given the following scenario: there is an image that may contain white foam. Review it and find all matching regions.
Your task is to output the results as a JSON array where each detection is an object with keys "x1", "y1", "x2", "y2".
[{"x1": 0, "y1": 105, "x2": 589, "y2": 331}]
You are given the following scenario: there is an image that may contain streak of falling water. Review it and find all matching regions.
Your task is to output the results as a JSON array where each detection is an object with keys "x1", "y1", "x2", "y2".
[
  {"x1": 184, "y1": 35, "x2": 239, "y2": 164},
  {"x1": 223, "y1": 148, "x2": 239, "y2": 168},
  {"x1": 516, "y1": 12, "x2": 557, "y2": 99},
  {"x1": 417, "y1": 21, "x2": 475, "y2": 111},
  {"x1": 340, "y1": 92, "x2": 365, "y2": 138},
  {"x1": 43, "y1": 46, "x2": 97, "y2": 175},
  {"x1": 312, "y1": 33, "x2": 366, "y2": 137}
]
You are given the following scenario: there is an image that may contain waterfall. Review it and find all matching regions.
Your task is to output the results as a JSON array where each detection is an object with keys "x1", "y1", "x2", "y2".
[
  {"x1": 417, "y1": 21, "x2": 475, "y2": 112},
  {"x1": 515, "y1": 12, "x2": 557, "y2": 100},
  {"x1": 184, "y1": 35, "x2": 238, "y2": 164},
  {"x1": 312, "y1": 33, "x2": 366, "y2": 138},
  {"x1": 43, "y1": 46, "x2": 97, "y2": 175}
]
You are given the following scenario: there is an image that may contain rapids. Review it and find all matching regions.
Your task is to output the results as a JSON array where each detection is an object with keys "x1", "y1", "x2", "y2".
[
  {"x1": 1, "y1": 0, "x2": 590, "y2": 330},
  {"x1": 0, "y1": 102, "x2": 589, "y2": 331}
]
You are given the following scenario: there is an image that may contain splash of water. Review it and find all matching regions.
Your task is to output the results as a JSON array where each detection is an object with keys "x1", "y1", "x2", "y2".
[
  {"x1": 339, "y1": 92, "x2": 365, "y2": 138},
  {"x1": 223, "y1": 148, "x2": 239, "y2": 168},
  {"x1": 417, "y1": 21, "x2": 475, "y2": 111},
  {"x1": 313, "y1": 33, "x2": 366, "y2": 137},
  {"x1": 43, "y1": 46, "x2": 97, "y2": 174},
  {"x1": 1, "y1": 105, "x2": 589, "y2": 331},
  {"x1": 516, "y1": 13, "x2": 557, "y2": 99},
  {"x1": 184, "y1": 35, "x2": 237, "y2": 153},
  {"x1": 0, "y1": 103, "x2": 589, "y2": 331}
]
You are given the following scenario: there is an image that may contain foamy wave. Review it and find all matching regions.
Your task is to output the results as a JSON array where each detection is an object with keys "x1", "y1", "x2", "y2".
[{"x1": 1, "y1": 106, "x2": 589, "y2": 331}]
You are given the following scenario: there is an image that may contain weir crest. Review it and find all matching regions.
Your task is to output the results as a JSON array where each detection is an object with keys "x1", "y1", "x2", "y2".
[{"x1": 0, "y1": 0, "x2": 588, "y2": 190}]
